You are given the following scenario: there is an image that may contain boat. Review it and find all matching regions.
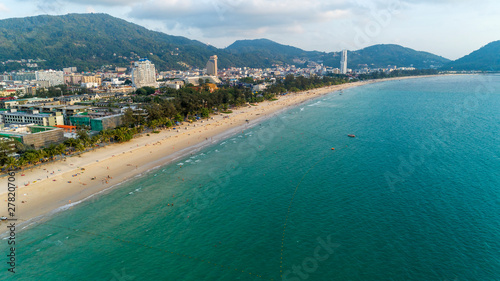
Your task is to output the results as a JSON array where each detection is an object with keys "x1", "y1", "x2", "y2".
[
  {"x1": 348, "y1": 134, "x2": 356, "y2": 138},
  {"x1": 0, "y1": 216, "x2": 7, "y2": 221}
]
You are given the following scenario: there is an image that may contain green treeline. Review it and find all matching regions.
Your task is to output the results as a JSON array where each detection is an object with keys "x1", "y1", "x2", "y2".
[{"x1": 0, "y1": 128, "x2": 140, "y2": 170}]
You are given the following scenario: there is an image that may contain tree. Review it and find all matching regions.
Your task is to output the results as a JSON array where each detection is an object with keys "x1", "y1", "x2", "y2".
[
  {"x1": 23, "y1": 151, "x2": 38, "y2": 166},
  {"x1": 14, "y1": 140, "x2": 26, "y2": 153},
  {"x1": 113, "y1": 128, "x2": 127, "y2": 143},
  {"x1": 136, "y1": 88, "x2": 147, "y2": 95},
  {"x1": 4, "y1": 157, "x2": 17, "y2": 170},
  {"x1": 122, "y1": 108, "x2": 136, "y2": 127},
  {"x1": 75, "y1": 143, "x2": 85, "y2": 152},
  {"x1": 77, "y1": 130, "x2": 90, "y2": 143},
  {"x1": 17, "y1": 158, "x2": 27, "y2": 170},
  {"x1": 64, "y1": 138, "x2": 80, "y2": 151},
  {"x1": 143, "y1": 86, "x2": 156, "y2": 95},
  {"x1": 200, "y1": 107, "x2": 210, "y2": 118},
  {"x1": 44, "y1": 144, "x2": 57, "y2": 160},
  {"x1": 56, "y1": 143, "x2": 66, "y2": 156},
  {"x1": 240, "y1": 77, "x2": 254, "y2": 84},
  {"x1": 99, "y1": 130, "x2": 113, "y2": 143},
  {"x1": 174, "y1": 113, "x2": 184, "y2": 123}
]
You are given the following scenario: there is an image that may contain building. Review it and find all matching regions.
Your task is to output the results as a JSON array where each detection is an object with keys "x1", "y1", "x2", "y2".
[
  {"x1": 131, "y1": 59, "x2": 157, "y2": 88},
  {"x1": 183, "y1": 76, "x2": 221, "y2": 86},
  {"x1": 158, "y1": 80, "x2": 184, "y2": 90},
  {"x1": 63, "y1": 67, "x2": 77, "y2": 73},
  {"x1": 69, "y1": 113, "x2": 123, "y2": 131},
  {"x1": 340, "y1": 50, "x2": 347, "y2": 74},
  {"x1": 0, "y1": 97, "x2": 55, "y2": 109},
  {"x1": 35, "y1": 70, "x2": 64, "y2": 86},
  {"x1": 0, "y1": 137, "x2": 17, "y2": 156},
  {"x1": 82, "y1": 75, "x2": 102, "y2": 85},
  {"x1": 206, "y1": 55, "x2": 218, "y2": 76},
  {"x1": 65, "y1": 74, "x2": 83, "y2": 85},
  {"x1": 90, "y1": 114, "x2": 124, "y2": 131},
  {"x1": 252, "y1": 84, "x2": 268, "y2": 93},
  {"x1": 12, "y1": 72, "x2": 36, "y2": 81},
  {"x1": 0, "y1": 125, "x2": 65, "y2": 149},
  {"x1": 1, "y1": 110, "x2": 64, "y2": 126}
]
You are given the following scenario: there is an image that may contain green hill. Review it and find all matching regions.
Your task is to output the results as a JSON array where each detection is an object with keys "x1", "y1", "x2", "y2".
[
  {"x1": 442, "y1": 40, "x2": 500, "y2": 71},
  {"x1": 0, "y1": 13, "x2": 234, "y2": 71},
  {"x1": 0, "y1": 13, "x2": 450, "y2": 71},
  {"x1": 347, "y1": 44, "x2": 449, "y2": 69},
  {"x1": 226, "y1": 40, "x2": 450, "y2": 69},
  {"x1": 226, "y1": 39, "x2": 319, "y2": 57}
]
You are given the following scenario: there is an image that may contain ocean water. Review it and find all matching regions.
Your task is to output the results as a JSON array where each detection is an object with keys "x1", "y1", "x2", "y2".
[{"x1": 2, "y1": 75, "x2": 499, "y2": 281}]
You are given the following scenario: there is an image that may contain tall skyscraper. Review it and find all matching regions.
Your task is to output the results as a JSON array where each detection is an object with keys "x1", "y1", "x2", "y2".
[
  {"x1": 206, "y1": 55, "x2": 218, "y2": 76},
  {"x1": 340, "y1": 50, "x2": 347, "y2": 74},
  {"x1": 132, "y1": 59, "x2": 157, "y2": 88}
]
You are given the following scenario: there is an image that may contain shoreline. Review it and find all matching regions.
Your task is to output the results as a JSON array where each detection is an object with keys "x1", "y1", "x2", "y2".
[{"x1": 0, "y1": 75, "x2": 448, "y2": 230}]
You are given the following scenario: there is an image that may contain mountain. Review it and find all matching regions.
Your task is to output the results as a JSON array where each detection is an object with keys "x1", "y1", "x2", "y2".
[
  {"x1": 347, "y1": 44, "x2": 450, "y2": 69},
  {"x1": 0, "y1": 13, "x2": 236, "y2": 71},
  {"x1": 226, "y1": 39, "x2": 320, "y2": 57},
  {"x1": 0, "y1": 13, "x2": 450, "y2": 71},
  {"x1": 442, "y1": 40, "x2": 500, "y2": 71},
  {"x1": 226, "y1": 40, "x2": 450, "y2": 69}
]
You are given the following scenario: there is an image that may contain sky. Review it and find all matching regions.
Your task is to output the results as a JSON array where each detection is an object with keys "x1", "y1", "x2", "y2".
[{"x1": 0, "y1": 0, "x2": 498, "y2": 60}]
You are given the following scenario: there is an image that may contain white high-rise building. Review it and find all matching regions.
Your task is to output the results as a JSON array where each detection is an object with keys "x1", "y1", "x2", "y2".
[
  {"x1": 340, "y1": 50, "x2": 347, "y2": 74},
  {"x1": 132, "y1": 59, "x2": 157, "y2": 88},
  {"x1": 206, "y1": 55, "x2": 218, "y2": 76},
  {"x1": 35, "y1": 70, "x2": 64, "y2": 86}
]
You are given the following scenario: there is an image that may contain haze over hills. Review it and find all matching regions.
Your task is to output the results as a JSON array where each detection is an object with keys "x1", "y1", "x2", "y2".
[
  {"x1": 2, "y1": 13, "x2": 494, "y2": 72},
  {"x1": 442, "y1": 40, "x2": 500, "y2": 71}
]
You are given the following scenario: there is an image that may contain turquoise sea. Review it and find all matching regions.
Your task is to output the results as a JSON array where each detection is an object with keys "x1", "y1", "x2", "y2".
[{"x1": 2, "y1": 75, "x2": 499, "y2": 281}]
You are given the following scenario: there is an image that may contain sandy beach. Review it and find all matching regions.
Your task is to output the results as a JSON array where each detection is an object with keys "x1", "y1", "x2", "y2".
[{"x1": 0, "y1": 76, "x2": 439, "y2": 227}]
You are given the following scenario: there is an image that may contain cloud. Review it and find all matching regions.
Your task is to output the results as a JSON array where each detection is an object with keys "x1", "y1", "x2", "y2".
[
  {"x1": 62, "y1": 0, "x2": 137, "y2": 6},
  {"x1": 128, "y1": 0, "x2": 350, "y2": 37},
  {"x1": 0, "y1": 4, "x2": 10, "y2": 12}
]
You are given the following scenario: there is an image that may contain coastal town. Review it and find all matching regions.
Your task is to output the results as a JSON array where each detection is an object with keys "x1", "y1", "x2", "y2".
[
  {"x1": 0, "y1": 2, "x2": 498, "y2": 280},
  {"x1": 0, "y1": 52, "x2": 430, "y2": 163},
  {"x1": 0, "y1": 45, "x2": 442, "y2": 223}
]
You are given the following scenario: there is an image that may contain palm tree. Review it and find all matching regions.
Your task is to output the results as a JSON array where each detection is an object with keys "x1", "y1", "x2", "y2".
[
  {"x1": 44, "y1": 144, "x2": 57, "y2": 160},
  {"x1": 55, "y1": 143, "x2": 66, "y2": 156},
  {"x1": 64, "y1": 138, "x2": 80, "y2": 152},
  {"x1": 113, "y1": 128, "x2": 127, "y2": 143},
  {"x1": 75, "y1": 143, "x2": 85, "y2": 152},
  {"x1": 100, "y1": 130, "x2": 113, "y2": 143},
  {"x1": 23, "y1": 151, "x2": 38, "y2": 166},
  {"x1": 4, "y1": 157, "x2": 17, "y2": 170},
  {"x1": 36, "y1": 150, "x2": 47, "y2": 163},
  {"x1": 91, "y1": 135, "x2": 100, "y2": 146},
  {"x1": 17, "y1": 157, "x2": 27, "y2": 170},
  {"x1": 13, "y1": 139, "x2": 26, "y2": 153}
]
